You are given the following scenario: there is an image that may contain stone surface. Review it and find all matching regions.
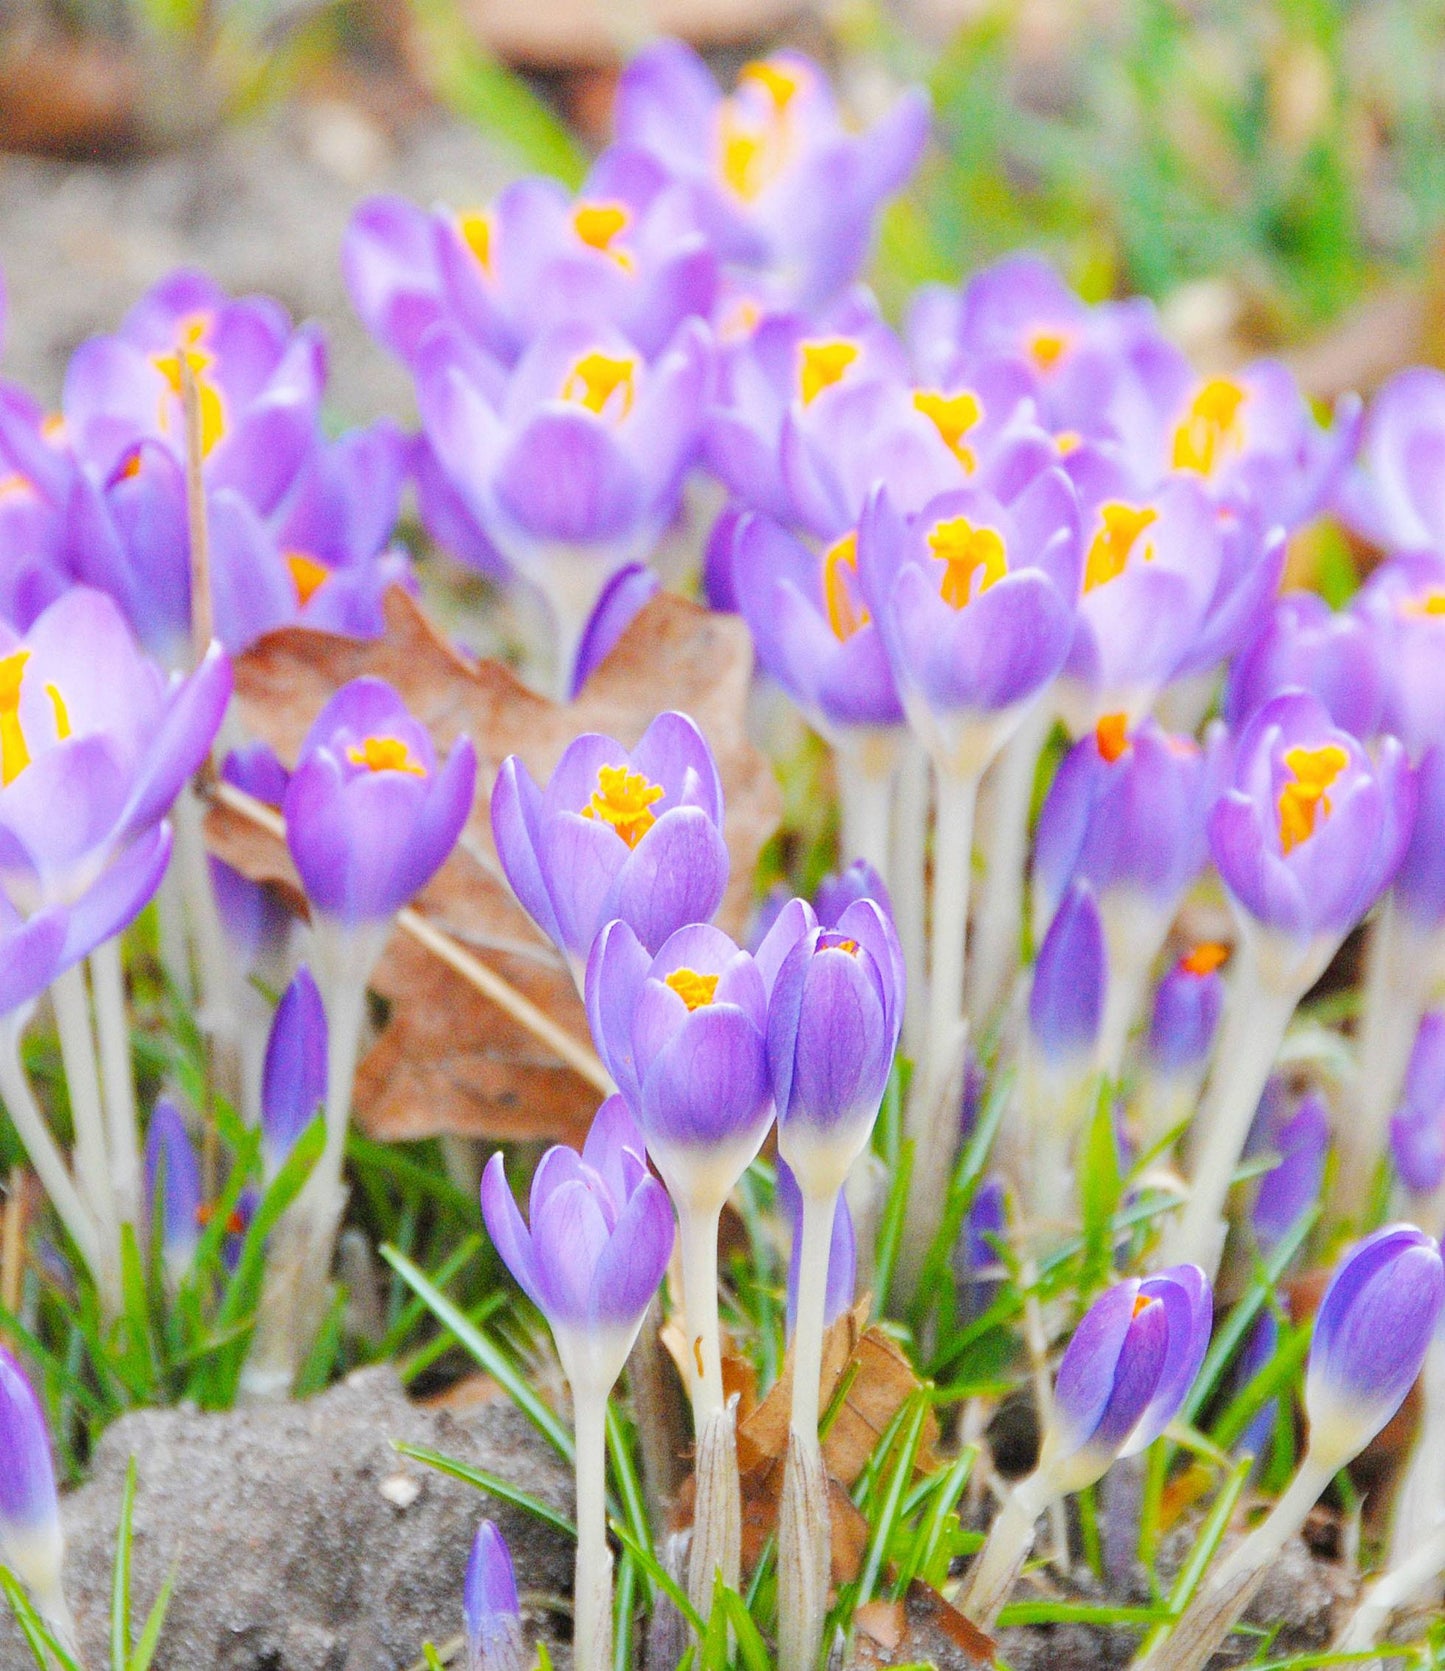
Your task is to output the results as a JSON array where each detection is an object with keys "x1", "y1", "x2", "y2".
[{"x1": 0, "y1": 1366, "x2": 574, "y2": 1671}]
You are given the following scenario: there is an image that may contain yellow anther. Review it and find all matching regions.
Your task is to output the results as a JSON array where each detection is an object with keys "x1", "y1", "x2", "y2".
[
  {"x1": 1029, "y1": 330, "x2": 1068, "y2": 371},
  {"x1": 928, "y1": 516, "x2": 1008, "y2": 609},
  {"x1": 45, "y1": 684, "x2": 71, "y2": 742},
  {"x1": 1172, "y1": 378, "x2": 1247, "y2": 477},
  {"x1": 1402, "y1": 588, "x2": 1445, "y2": 618},
  {"x1": 1277, "y1": 743, "x2": 1348, "y2": 855},
  {"x1": 562, "y1": 352, "x2": 636, "y2": 418},
  {"x1": 286, "y1": 552, "x2": 331, "y2": 606},
  {"x1": 822, "y1": 532, "x2": 869, "y2": 642},
  {"x1": 913, "y1": 388, "x2": 982, "y2": 471},
  {"x1": 1084, "y1": 502, "x2": 1159, "y2": 592},
  {"x1": 456, "y1": 210, "x2": 494, "y2": 276},
  {"x1": 1095, "y1": 712, "x2": 1130, "y2": 763},
  {"x1": 151, "y1": 339, "x2": 226, "y2": 457},
  {"x1": 799, "y1": 339, "x2": 859, "y2": 405},
  {"x1": 0, "y1": 651, "x2": 30, "y2": 786},
  {"x1": 664, "y1": 967, "x2": 720, "y2": 1011},
  {"x1": 346, "y1": 736, "x2": 427, "y2": 777},
  {"x1": 739, "y1": 59, "x2": 803, "y2": 109},
  {"x1": 583, "y1": 764, "x2": 665, "y2": 848},
  {"x1": 1182, "y1": 942, "x2": 1229, "y2": 977},
  {"x1": 1131, "y1": 1292, "x2": 1159, "y2": 1319},
  {"x1": 573, "y1": 202, "x2": 632, "y2": 268},
  {"x1": 1055, "y1": 430, "x2": 1081, "y2": 454}
]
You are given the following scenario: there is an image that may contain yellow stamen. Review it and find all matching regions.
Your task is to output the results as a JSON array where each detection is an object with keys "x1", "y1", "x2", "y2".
[
  {"x1": 913, "y1": 388, "x2": 982, "y2": 471},
  {"x1": 739, "y1": 59, "x2": 803, "y2": 109},
  {"x1": 1029, "y1": 330, "x2": 1068, "y2": 371},
  {"x1": 456, "y1": 210, "x2": 493, "y2": 276},
  {"x1": 1084, "y1": 502, "x2": 1159, "y2": 592},
  {"x1": 719, "y1": 119, "x2": 768, "y2": 200},
  {"x1": 1402, "y1": 588, "x2": 1445, "y2": 618},
  {"x1": 1131, "y1": 1292, "x2": 1158, "y2": 1319},
  {"x1": 346, "y1": 736, "x2": 426, "y2": 777},
  {"x1": 822, "y1": 532, "x2": 869, "y2": 641},
  {"x1": 0, "y1": 651, "x2": 30, "y2": 786},
  {"x1": 1095, "y1": 712, "x2": 1130, "y2": 763},
  {"x1": 45, "y1": 684, "x2": 70, "y2": 741},
  {"x1": 799, "y1": 339, "x2": 859, "y2": 406},
  {"x1": 40, "y1": 413, "x2": 65, "y2": 443},
  {"x1": 1055, "y1": 430, "x2": 1081, "y2": 455},
  {"x1": 562, "y1": 352, "x2": 636, "y2": 418},
  {"x1": 286, "y1": 551, "x2": 331, "y2": 606},
  {"x1": 582, "y1": 764, "x2": 665, "y2": 849},
  {"x1": 0, "y1": 473, "x2": 30, "y2": 502},
  {"x1": 1172, "y1": 378, "x2": 1247, "y2": 477},
  {"x1": 1182, "y1": 942, "x2": 1229, "y2": 977},
  {"x1": 664, "y1": 967, "x2": 720, "y2": 1011},
  {"x1": 573, "y1": 202, "x2": 633, "y2": 269},
  {"x1": 929, "y1": 516, "x2": 1007, "y2": 609},
  {"x1": 1277, "y1": 743, "x2": 1348, "y2": 855},
  {"x1": 151, "y1": 340, "x2": 226, "y2": 457}
]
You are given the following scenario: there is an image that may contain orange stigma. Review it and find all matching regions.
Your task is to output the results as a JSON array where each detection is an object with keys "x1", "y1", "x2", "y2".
[
  {"x1": 913, "y1": 388, "x2": 982, "y2": 471},
  {"x1": 799, "y1": 339, "x2": 859, "y2": 405},
  {"x1": 1277, "y1": 743, "x2": 1348, "y2": 854},
  {"x1": 929, "y1": 516, "x2": 1007, "y2": 608},
  {"x1": 1084, "y1": 502, "x2": 1158, "y2": 592},
  {"x1": 1172, "y1": 378, "x2": 1247, "y2": 477},
  {"x1": 347, "y1": 736, "x2": 427, "y2": 777},
  {"x1": 1131, "y1": 1292, "x2": 1159, "y2": 1319},
  {"x1": 822, "y1": 532, "x2": 869, "y2": 641},
  {"x1": 563, "y1": 352, "x2": 636, "y2": 418},
  {"x1": 286, "y1": 552, "x2": 330, "y2": 605},
  {"x1": 583, "y1": 764, "x2": 665, "y2": 848},
  {"x1": 1095, "y1": 712, "x2": 1130, "y2": 762},
  {"x1": 1029, "y1": 329, "x2": 1069, "y2": 371},
  {"x1": 664, "y1": 968, "x2": 719, "y2": 1011},
  {"x1": 1181, "y1": 942, "x2": 1229, "y2": 977}
]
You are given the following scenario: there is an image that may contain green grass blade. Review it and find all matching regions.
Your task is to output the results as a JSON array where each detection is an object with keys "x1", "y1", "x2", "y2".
[
  {"x1": 0, "y1": 1568, "x2": 84, "y2": 1671},
  {"x1": 128, "y1": 1567, "x2": 175, "y2": 1671},
  {"x1": 111, "y1": 1457, "x2": 137, "y2": 1671},
  {"x1": 854, "y1": 1390, "x2": 930, "y2": 1608},
  {"x1": 394, "y1": 1442, "x2": 576, "y2": 1539}
]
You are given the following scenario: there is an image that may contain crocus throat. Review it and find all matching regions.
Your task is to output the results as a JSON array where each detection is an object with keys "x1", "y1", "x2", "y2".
[
  {"x1": 913, "y1": 388, "x2": 982, "y2": 471},
  {"x1": 1182, "y1": 942, "x2": 1228, "y2": 976},
  {"x1": 1084, "y1": 502, "x2": 1158, "y2": 592},
  {"x1": 799, "y1": 339, "x2": 859, "y2": 406},
  {"x1": 346, "y1": 735, "x2": 427, "y2": 777},
  {"x1": 664, "y1": 967, "x2": 720, "y2": 1011},
  {"x1": 0, "y1": 649, "x2": 71, "y2": 787},
  {"x1": 151, "y1": 317, "x2": 226, "y2": 457},
  {"x1": 455, "y1": 211, "x2": 493, "y2": 276},
  {"x1": 718, "y1": 59, "x2": 802, "y2": 201},
  {"x1": 1095, "y1": 712, "x2": 1130, "y2": 762},
  {"x1": 823, "y1": 532, "x2": 869, "y2": 641},
  {"x1": 929, "y1": 516, "x2": 1007, "y2": 609},
  {"x1": 286, "y1": 551, "x2": 330, "y2": 605},
  {"x1": 1277, "y1": 743, "x2": 1348, "y2": 855},
  {"x1": 582, "y1": 764, "x2": 664, "y2": 848},
  {"x1": 563, "y1": 352, "x2": 636, "y2": 419},
  {"x1": 572, "y1": 202, "x2": 633, "y2": 270},
  {"x1": 1172, "y1": 378, "x2": 1247, "y2": 477}
]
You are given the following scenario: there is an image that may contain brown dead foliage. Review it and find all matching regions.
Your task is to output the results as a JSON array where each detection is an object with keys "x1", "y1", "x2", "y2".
[
  {"x1": 204, "y1": 586, "x2": 780, "y2": 1148},
  {"x1": 851, "y1": 1582, "x2": 995, "y2": 1669}
]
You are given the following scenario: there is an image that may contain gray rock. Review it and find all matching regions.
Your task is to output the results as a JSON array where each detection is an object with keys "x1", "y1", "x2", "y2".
[{"x1": 0, "y1": 1366, "x2": 574, "y2": 1671}]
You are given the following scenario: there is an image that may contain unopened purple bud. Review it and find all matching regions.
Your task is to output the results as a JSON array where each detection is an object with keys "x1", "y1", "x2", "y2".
[
  {"x1": 262, "y1": 966, "x2": 328, "y2": 1174},
  {"x1": 570, "y1": 564, "x2": 659, "y2": 699},
  {"x1": 464, "y1": 1520, "x2": 525, "y2": 1671},
  {"x1": 1029, "y1": 881, "x2": 1105, "y2": 1069},
  {"x1": 1147, "y1": 945, "x2": 1227, "y2": 1076},
  {"x1": 1391, "y1": 1013, "x2": 1445, "y2": 1195},
  {"x1": 955, "y1": 1176, "x2": 1008, "y2": 1325},
  {"x1": 1306, "y1": 1224, "x2": 1445, "y2": 1468},
  {"x1": 144, "y1": 1098, "x2": 202, "y2": 1269},
  {"x1": 814, "y1": 859, "x2": 893, "y2": 929},
  {"x1": 0, "y1": 1348, "x2": 63, "y2": 1600},
  {"x1": 1252, "y1": 1093, "x2": 1329, "y2": 1251},
  {"x1": 1233, "y1": 1308, "x2": 1282, "y2": 1464},
  {"x1": 777, "y1": 1158, "x2": 856, "y2": 1337}
]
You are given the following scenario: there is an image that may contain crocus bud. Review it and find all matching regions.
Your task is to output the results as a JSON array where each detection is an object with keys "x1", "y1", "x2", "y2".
[
  {"x1": 491, "y1": 711, "x2": 728, "y2": 975},
  {"x1": 778, "y1": 1158, "x2": 856, "y2": 1338},
  {"x1": 464, "y1": 1520, "x2": 525, "y2": 1671},
  {"x1": 481, "y1": 1095, "x2": 674, "y2": 1396},
  {"x1": 1146, "y1": 945, "x2": 1226, "y2": 1077},
  {"x1": 814, "y1": 859, "x2": 894, "y2": 929},
  {"x1": 1040, "y1": 1264, "x2": 1213, "y2": 1493},
  {"x1": 210, "y1": 744, "x2": 293, "y2": 972},
  {"x1": 585, "y1": 921, "x2": 771, "y2": 1214},
  {"x1": 955, "y1": 1175, "x2": 1008, "y2": 1325},
  {"x1": 0, "y1": 1347, "x2": 65, "y2": 1618},
  {"x1": 1232, "y1": 1307, "x2": 1282, "y2": 1465},
  {"x1": 1305, "y1": 1224, "x2": 1445, "y2": 1471},
  {"x1": 769, "y1": 898, "x2": 905, "y2": 1195},
  {"x1": 284, "y1": 676, "x2": 476, "y2": 928},
  {"x1": 1390, "y1": 1012, "x2": 1445, "y2": 1198},
  {"x1": 570, "y1": 564, "x2": 659, "y2": 699},
  {"x1": 1251, "y1": 1092, "x2": 1329, "y2": 1252},
  {"x1": 1029, "y1": 881, "x2": 1105, "y2": 1071},
  {"x1": 144, "y1": 1097, "x2": 202, "y2": 1279},
  {"x1": 262, "y1": 966, "x2": 328, "y2": 1177}
]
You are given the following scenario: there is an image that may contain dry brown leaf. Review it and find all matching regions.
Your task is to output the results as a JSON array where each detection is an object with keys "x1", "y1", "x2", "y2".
[
  {"x1": 849, "y1": 1581, "x2": 995, "y2": 1669},
  {"x1": 460, "y1": 0, "x2": 804, "y2": 71},
  {"x1": 204, "y1": 586, "x2": 780, "y2": 1146}
]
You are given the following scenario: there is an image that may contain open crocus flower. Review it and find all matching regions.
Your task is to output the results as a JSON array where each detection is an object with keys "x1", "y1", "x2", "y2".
[
  {"x1": 613, "y1": 41, "x2": 928, "y2": 310},
  {"x1": 490, "y1": 711, "x2": 727, "y2": 981},
  {"x1": 345, "y1": 148, "x2": 716, "y2": 371},
  {"x1": 1337, "y1": 366, "x2": 1445, "y2": 553},
  {"x1": 1225, "y1": 589, "x2": 1386, "y2": 741},
  {"x1": 284, "y1": 676, "x2": 476, "y2": 933},
  {"x1": 0, "y1": 384, "x2": 75, "y2": 631},
  {"x1": 1354, "y1": 552, "x2": 1445, "y2": 757},
  {"x1": 959, "y1": 1265, "x2": 1211, "y2": 1631},
  {"x1": 416, "y1": 316, "x2": 710, "y2": 696}
]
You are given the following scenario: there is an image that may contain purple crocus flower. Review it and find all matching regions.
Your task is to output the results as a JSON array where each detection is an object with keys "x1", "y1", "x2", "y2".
[
  {"x1": 1028, "y1": 880, "x2": 1105, "y2": 1072},
  {"x1": 769, "y1": 898, "x2": 905, "y2": 1188},
  {"x1": 463, "y1": 1520, "x2": 525, "y2": 1671},
  {"x1": 1337, "y1": 366, "x2": 1445, "y2": 553},
  {"x1": 585, "y1": 920, "x2": 772, "y2": 1200},
  {"x1": 1251, "y1": 1092, "x2": 1329, "y2": 1251},
  {"x1": 0, "y1": 389, "x2": 75, "y2": 631},
  {"x1": 1353, "y1": 553, "x2": 1445, "y2": 758},
  {"x1": 1042, "y1": 1264, "x2": 1213, "y2": 1491},
  {"x1": 144, "y1": 1097, "x2": 202, "y2": 1277},
  {"x1": 814, "y1": 858, "x2": 892, "y2": 928},
  {"x1": 345, "y1": 149, "x2": 716, "y2": 371},
  {"x1": 262, "y1": 966, "x2": 328, "y2": 1177},
  {"x1": 1392, "y1": 746, "x2": 1445, "y2": 931},
  {"x1": 1233, "y1": 1308, "x2": 1282, "y2": 1465},
  {"x1": 1146, "y1": 946, "x2": 1227, "y2": 1078},
  {"x1": 1208, "y1": 690, "x2": 1415, "y2": 949},
  {"x1": 283, "y1": 676, "x2": 476, "y2": 929},
  {"x1": 777, "y1": 1157, "x2": 856, "y2": 1338},
  {"x1": 0, "y1": 1347, "x2": 64, "y2": 1614},
  {"x1": 1390, "y1": 1013, "x2": 1445, "y2": 1197},
  {"x1": 1305, "y1": 1224, "x2": 1445, "y2": 1468},
  {"x1": 570, "y1": 563, "x2": 659, "y2": 698},
  {"x1": 955, "y1": 1175, "x2": 1008, "y2": 1326},
  {"x1": 1225, "y1": 591, "x2": 1385, "y2": 742},
  {"x1": 613, "y1": 42, "x2": 929, "y2": 310},
  {"x1": 481, "y1": 1095, "x2": 674, "y2": 1387},
  {"x1": 209, "y1": 744, "x2": 292, "y2": 973},
  {"x1": 491, "y1": 712, "x2": 727, "y2": 973}
]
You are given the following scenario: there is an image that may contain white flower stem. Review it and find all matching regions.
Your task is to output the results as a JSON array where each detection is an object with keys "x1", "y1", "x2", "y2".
[
  {"x1": 173, "y1": 784, "x2": 239, "y2": 1051},
  {"x1": 0, "y1": 1020, "x2": 105, "y2": 1293},
  {"x1": 959, "y1": 1469, "x2": 1052, "y2": 1631},
  {"x1": 1386, "y1": 1327, "x2": 1445, "y2": 1569},
  {"x1": 1338, "y1": 1521, "x2": 1445, "y2": 1659},
  {"x1": 891, "y1": 736, "x2": 931, "y2": 1061},
  {"x1": 789, "y1": 1187, "x2": 838, "y2": 1448},
  {"x1": 88, "y1": 937, "x2": 141, "y2": 1234},
  {"x1": 572, "y1": 1388, "x2": 613, "y2": 1671},
  {"x1": 967, "y1": 701, "x2": 1050, "y2": 1033},
  {"x1": 921, "y1": 765, "x2": 980, "y2": 1097},
  {"x1": 1165, "y1": 953, "x2": 1300, "y2": 1278},
  {"x1": 678, "y1": 1202, "x2": 726, "y2": 1420},
  {"x1": 50, "y1": 966, "x2": 118, "y2": 1261},
  {"x1": 836, "y1": 735, "x2": 895, "y2": 879}
]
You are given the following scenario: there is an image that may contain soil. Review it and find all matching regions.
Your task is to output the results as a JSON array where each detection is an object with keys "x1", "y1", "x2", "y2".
[{"x1": 0, "y1": 1366, "x2": 575, "y2": 1671}]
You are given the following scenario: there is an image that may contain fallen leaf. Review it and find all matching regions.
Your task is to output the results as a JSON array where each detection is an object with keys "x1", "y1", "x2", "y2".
[
  {"x1": 204, "y1": 586, "x2": 781, "y2": 1146},
  {"x1": 458, "y1": 0, "x2": 805, "y2": 71},
  {"x1": 846, "y1": 1581, "x2": 994, "y2": 1669}
]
